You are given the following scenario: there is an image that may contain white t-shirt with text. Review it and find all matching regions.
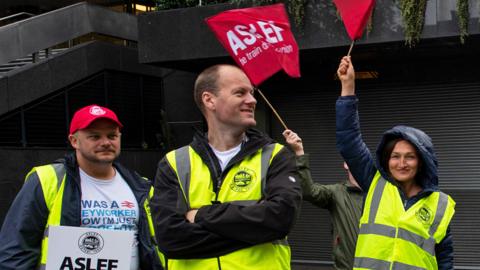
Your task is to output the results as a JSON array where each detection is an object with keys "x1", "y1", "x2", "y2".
[{"x1": 80, "y1": 168, "x2": 140, "y2": 270}]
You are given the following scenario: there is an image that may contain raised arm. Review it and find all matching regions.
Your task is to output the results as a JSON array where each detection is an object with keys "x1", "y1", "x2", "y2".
[
  {"x1": 282, "y1": 129, "x2": 335, "y2": 207},
  {"x1": 335, "y1": 56, "x2": 377, "y2": 191},
  {"x1": 338, "y1": 56, "x2": 356, "y2": 97}
]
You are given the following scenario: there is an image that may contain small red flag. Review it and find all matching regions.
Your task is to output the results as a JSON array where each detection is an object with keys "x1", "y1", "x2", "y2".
[
  {"x1": 205, "y1": 4, "x2": 300, "y2": 86},
  {"x1": 333, "y1": 0, "x2": 375, "y2": 40}
]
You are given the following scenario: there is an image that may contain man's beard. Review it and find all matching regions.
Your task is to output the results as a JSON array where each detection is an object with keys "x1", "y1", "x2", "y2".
[{"x1": 79, "y1": 149, "x2": 120, "y2": 164}]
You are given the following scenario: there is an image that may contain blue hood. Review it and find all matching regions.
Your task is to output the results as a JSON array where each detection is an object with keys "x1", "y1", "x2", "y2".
[{"x1": 375, "y1": 125, "x2": 438, "y2": 190}]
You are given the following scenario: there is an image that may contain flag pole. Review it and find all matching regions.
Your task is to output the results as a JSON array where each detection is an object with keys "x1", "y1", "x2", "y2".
[
  {"x1": 347, "y1": 40, "x2": 355, "y2": 56},
  {"x1": 256, "y1": 88, "x2": 288, "y2": 130}
]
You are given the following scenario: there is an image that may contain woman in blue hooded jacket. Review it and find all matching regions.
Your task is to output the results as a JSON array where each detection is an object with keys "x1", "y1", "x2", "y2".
[{"x1": 335, "y1": 56, "x2": 455, "y2": 270}]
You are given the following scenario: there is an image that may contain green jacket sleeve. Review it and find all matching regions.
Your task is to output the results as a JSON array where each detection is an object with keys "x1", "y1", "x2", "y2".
[{"x1": 296, "y1": 154, "x2": 334, "y2": 209}]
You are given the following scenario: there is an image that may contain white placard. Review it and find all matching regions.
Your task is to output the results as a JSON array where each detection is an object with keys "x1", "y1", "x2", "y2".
[{"x1": 46, "y1": 225, "x2": 133, "y2": 270}]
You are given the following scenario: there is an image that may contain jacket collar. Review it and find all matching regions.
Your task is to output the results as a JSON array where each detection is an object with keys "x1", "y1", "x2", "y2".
[
  {"x1": 189, "y1": 128, "x2": 274, "y2": 182},
  {"x1": 61, "y1": 152, "x2": 150, "y2": 198}
]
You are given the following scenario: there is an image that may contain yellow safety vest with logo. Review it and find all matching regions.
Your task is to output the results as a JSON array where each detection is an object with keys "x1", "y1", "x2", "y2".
[
  {"x1": 354, "y1": 172, "x2": 455, "y2": 270},
  {"x1": 165, "y1": 143, "x2": 291, "y2": 270},
  {"x1": 27, "y1": 163, "x2": 165, "y2": 270}
]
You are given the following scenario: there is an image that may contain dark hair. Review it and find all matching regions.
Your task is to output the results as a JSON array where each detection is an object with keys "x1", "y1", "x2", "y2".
[
  {"x1": 381, "y1": 138, "x2": 402, "y2": 173},
  {"x1": 193, "y1": 65, "x2": 224, "y2": 113},
  {"x1": 381, "y1": 138, "x2": 423, "y2": 182}
]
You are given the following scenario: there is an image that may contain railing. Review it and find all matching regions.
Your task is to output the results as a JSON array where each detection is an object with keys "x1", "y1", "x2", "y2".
[
  {"x1": 0, "y1": 48, "x2": 68, "y2": 75},
  {"x1": 0, "y1": 12, "x2": 35, "y2": 26},
  {"x1": 0, "y1": 2, "x2": 138, "y2": 65}
]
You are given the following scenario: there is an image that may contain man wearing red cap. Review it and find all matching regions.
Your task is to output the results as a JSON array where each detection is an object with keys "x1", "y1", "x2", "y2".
[{"x1": 0, "y1": 105, "x2": 164, "y2": 270}]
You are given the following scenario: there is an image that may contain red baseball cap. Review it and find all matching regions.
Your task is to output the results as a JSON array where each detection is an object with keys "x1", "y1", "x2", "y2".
[{"x1": 69, "y1": 104, "x2": 123, "y2": 134}]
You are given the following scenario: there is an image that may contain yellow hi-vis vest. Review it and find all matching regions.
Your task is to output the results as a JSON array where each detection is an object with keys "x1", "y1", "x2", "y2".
[
  {"x1": 354, "y1": 172, "x2": 455, "y2": 270},
  {"x1": 28, "y1": 164, "x2": 165, "y2": 270},
  {"x1": 165, "y1": 143, "x2": 291, "y2": 270}
]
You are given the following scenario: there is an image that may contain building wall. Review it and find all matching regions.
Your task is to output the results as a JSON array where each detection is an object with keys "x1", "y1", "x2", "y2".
[{"x1": 0, "y1": 68, "x2": 197, "y2": 226}]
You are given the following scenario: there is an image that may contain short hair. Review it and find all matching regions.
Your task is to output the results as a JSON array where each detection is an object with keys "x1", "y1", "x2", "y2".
[
  {"x1": 194, "y1": 64, "x2": 241, "y2": 113},
  {"x1": 193, "y1": 65, "x2": 222, "y2": 113}
]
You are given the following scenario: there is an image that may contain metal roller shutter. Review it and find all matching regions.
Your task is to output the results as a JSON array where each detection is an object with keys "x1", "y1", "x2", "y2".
[
  {"x1": 267, "y1": 81, "x2": 480, "y2": 268},
  {"x1": 356, "y1": 81, "x2": 480, "y2": 190}
]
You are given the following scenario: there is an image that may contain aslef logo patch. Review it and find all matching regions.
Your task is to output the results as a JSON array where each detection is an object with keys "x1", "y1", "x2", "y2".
[
  {"x1": 415, "y1": 206, "x2": 432, "y2": 225},
  {"x1": 89, "y1": 106, "x2": 106, "y2": 116},
  {"x1": 78, "y1": 232, "x2": 104, "y2": 254},
  {"x1": 230, "y1": 168, "x2": 256, "y2": 192}
]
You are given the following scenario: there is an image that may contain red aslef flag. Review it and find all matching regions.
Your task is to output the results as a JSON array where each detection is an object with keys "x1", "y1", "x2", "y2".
[
  {"x1": 205, "y1": 3, "x2": 300, "y2": 86},
  {"x1": 333, "y1": 0, "x2": 375, "y2": 40}
]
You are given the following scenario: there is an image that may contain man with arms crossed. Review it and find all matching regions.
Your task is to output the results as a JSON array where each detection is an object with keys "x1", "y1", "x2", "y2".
[{"x1": 151, "y1": 64, "x2": 302, "y2": 270}]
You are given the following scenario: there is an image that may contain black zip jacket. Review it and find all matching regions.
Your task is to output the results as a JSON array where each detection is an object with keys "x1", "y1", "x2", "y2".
[
  {"x1": 0, "y1": 152, "x2": 162, "y2": 270},
  {"x1": 151, "y1": 128, "x2": 302, "y2": 259}
]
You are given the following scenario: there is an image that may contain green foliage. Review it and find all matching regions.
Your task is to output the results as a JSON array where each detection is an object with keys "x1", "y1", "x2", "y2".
[
  {"x1": 286, "y1": 0, "x2": 306, "y2": 28},
  {"x1": 231, "y1": 0, "x2": 275, "y2": 6},
  {"x1": 457, "y1": 0, "x2": 469, "y2": 44},
  {"x1": 156, "y1": 0, "x2": 307, "y2": 28},
  {"x1": 155, "y1": 0, "x2": 228, "y2": 10},
  {"x1": 399, "y1": 0, "x2": 470, "y2": 46},
  {"x1": 399, "y1": 0, "x2": 427, "y2": 47},
  {"x1": 156, "y1": 0, "x2": 477, "y2": 47},
  {"x1": 367, "y1": 12, "x2": 374, "y2": 34},
  {"x1": 230, "y1": 0, "x2": 307, "y2": 28}
]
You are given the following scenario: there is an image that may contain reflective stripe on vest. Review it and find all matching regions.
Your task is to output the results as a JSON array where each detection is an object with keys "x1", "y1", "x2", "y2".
[
  {"x1": 145, "y1": 186, "x2": 167, "y2": 268},
  {"x1": 174, "y1": 145, "x2": 191, "y2": 209},
  {"x1": 30, "y1": 163, "x2": 66, "y2": 211},
  {"x1": 166, "y1": 143, "x2": 291, "y2": 270},
  {"x1": 354, "y1": 257, "x2": 427, "y2": 270},
  {"x1": 29, "y1": 164, "x2": 66, "y2": 268},
  {"x1": 354, "y1": 172, "x2": 455, "y2": 270},
  {"x1": 33, "y1": 164, "x2": 164, "y2": 269},
  {"x1": 172, "y1": 143, "x2": 276, "y2": 207}
]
